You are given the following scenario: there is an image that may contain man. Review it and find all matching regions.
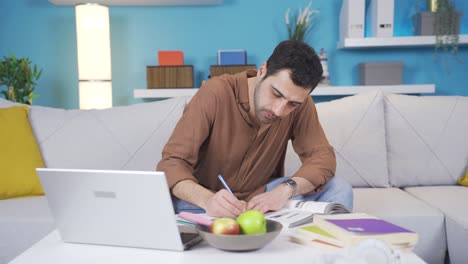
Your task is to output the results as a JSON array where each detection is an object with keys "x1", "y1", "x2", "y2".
[{"x1": 157, "y1": 40, "x2": 353, "y2": 218}]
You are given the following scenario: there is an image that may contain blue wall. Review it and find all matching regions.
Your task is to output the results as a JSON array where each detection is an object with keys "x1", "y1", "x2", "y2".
[{"x1": 0, "y1": 0, "x2": 467, "y2": 109}]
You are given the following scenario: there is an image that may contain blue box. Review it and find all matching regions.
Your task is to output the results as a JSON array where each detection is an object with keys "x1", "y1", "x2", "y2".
[{"x1": 217, "y1": 50, "x2": 246, "y2": 65}]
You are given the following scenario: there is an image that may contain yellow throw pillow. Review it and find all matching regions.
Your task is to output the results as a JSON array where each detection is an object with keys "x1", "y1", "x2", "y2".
[
  {"x1": 458, "y1": 167, "x2": 468, "y2": 187},
  {"x1": 0, "y1": 106, "x2": 45, "y2": 199}
]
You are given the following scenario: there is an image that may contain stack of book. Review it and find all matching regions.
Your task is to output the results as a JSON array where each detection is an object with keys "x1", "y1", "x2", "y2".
[{"x1": 290, "y1": 213, "x2": 418, "y2": 251}]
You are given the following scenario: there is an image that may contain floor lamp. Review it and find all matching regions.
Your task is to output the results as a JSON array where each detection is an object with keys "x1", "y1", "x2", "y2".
[{"x1": 75, "y1": 3, "x2": 112, "y2": 109}]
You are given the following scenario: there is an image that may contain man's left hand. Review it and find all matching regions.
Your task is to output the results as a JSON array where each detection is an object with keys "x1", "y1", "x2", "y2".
[{"x1": 246, "y1": 184, "x2": 291, "y2": 213}]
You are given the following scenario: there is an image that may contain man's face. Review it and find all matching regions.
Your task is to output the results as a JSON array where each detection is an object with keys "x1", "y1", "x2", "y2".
[{"x1": 253, "y1": 68, "x2": 311, "y2": 124}]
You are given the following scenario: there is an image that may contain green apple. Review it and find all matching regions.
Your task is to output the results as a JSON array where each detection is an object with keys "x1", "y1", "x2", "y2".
[
  {"x1": 210, "y1": 218, "x2": 240, "y2": 235},
  {"x1": 236, "y1": 210, "x2": 267, "y2": 235}
]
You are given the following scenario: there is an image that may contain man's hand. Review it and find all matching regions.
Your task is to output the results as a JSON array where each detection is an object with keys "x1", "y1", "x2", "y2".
[
  {"x1": 246, "y1": 184, "x2": 291, "y2": 213},
  {"x1": 205, "y1": 189, "x2": 247, "y2": 218},
  {"x1": 172, "y1": 180, "x2": 246, "y2": 218}
]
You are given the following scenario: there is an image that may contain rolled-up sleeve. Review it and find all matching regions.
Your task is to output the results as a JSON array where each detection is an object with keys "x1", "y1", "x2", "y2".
[
  {"x1": 290, "y1": 97, "x2": 336, "y2": 193},
  {"x1": 156, "y1": 82, "x2": 218, "y2": 189}
]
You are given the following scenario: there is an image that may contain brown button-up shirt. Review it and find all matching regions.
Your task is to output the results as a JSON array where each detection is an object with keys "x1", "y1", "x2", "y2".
[{"x1": 157, "y1": 70, "x2": 336, "y2": 201}]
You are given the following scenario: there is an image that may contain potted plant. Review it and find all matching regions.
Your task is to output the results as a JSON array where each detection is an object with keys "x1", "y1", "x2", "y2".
[
  {"x1": 284, "y1": 1, "x2": 319, "y2": 42},
  {"x1": 0, "y1": 53, "x2": 43, "y2": 105},
  {"x1": 433, "y1": 0, "x2": 461, "y2": 59},
  {"x1": 413, "y1": 0, "x2": 462, "y2": 60}
]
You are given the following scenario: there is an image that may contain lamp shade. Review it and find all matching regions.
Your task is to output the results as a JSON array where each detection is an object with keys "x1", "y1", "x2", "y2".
[
  {"x1": 75, "y1": 3, "x2": 112, "y2": 109},
  {"x1": 79, "y1": 81, "x2": 112, "y2": 110}
]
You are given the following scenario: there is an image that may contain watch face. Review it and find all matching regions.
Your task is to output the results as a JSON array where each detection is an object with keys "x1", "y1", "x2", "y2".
[
  {"x1": 284, "y1": 179, "x2": 297, "y2": 197},
  {"x1": 286, "y1": 179, "x2": 297, "y2": 187}
]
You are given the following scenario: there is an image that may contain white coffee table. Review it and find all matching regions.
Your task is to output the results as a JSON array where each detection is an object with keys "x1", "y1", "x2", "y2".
[{"x1": 10, "y1": 230, "x2": 426, "y2": 264}]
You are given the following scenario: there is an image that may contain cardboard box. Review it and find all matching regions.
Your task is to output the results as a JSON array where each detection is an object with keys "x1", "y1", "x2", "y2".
[
  {"x1": 146, "y1": 66, "x2": 193, "y2": 88},
  {"x1": 210, "y1": 65, "x2": 256, "y2": 78},
  {"x1": 359, "y1": 62, "x2": 403, "y2": 85}
]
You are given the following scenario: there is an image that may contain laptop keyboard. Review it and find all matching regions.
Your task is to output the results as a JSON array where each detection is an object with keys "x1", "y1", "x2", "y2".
[{"x1": 180, "y1": 232, "x2": 199, "y2": 243}]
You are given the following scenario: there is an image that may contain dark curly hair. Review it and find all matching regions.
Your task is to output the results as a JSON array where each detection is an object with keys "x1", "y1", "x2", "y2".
[{"x1": 263, "y1": 40, "x2": 323, "y2": 91}]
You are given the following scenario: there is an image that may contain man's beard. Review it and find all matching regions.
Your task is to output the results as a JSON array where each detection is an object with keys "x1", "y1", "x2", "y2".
[{"x1": 254, "y1": 82, "x2": 277, "y2": 124}]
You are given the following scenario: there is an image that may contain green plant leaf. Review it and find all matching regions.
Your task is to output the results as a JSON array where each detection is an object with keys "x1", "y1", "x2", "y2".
[
  {"x1": 0, "y1": 53, "x2": 42, "y2": 104},
  {"x1": 433, "y1": 0, "x2": 461, "y2": 63}
]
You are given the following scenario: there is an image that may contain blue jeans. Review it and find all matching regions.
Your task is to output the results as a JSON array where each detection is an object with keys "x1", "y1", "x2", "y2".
[{"x1": 172, "y1": 176, "x2": 354, "y2": 214}]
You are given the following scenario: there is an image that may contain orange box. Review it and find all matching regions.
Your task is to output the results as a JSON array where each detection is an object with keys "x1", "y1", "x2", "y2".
[{"x1": 158, "y1": 50, "x2": 184, "y2": 66}]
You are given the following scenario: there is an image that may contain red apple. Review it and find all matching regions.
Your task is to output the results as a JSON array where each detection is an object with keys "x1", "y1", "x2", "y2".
[{"x1": 210, "y1": 218, "x2": 240, "y2": 235}]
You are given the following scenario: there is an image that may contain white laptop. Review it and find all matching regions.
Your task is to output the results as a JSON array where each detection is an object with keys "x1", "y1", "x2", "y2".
[{"x1": 36, "y1": 168, "x2": 202, "y2": 251}]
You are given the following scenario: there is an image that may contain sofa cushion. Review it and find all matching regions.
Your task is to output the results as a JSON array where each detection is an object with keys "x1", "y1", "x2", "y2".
[
  {"x1": 0, "y1": 98, "x2": 19, "y2": 107},
  {"x1": 28, "y1": 96, "x2": 189, "y2": 171},
  {"x1": 0, "y1": 196, "x2": 55, "y2": 264},
  {"x1": 405, "y1": 186, "x2": 468, "y2": 264},
  {"x1": 0, "y1": 106, "x2": 45, "y2": 199},
  {"x1": 286, "y1": 90, "x2": 389, "y2": 187},
  {"x1": 353, "y1": 188, "x2": 446, "y2": 264},
  {"x1": 385, "y1": 94, "x2": 468, "y2": 187}
]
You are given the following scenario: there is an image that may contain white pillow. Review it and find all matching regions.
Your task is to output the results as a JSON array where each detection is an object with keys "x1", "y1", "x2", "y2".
[
  {"x1": 0, "y1": 98, "x2": 20, "y2": 108},
  {"x1": 385, "y1": 94, "x2": 468, "y2": 187},
  {"x1": 28, "y1": 97, "x2": 189, "y2": 171},
  {"x1": 285, "y1": 90, "x2": 389, "y2": 187}
]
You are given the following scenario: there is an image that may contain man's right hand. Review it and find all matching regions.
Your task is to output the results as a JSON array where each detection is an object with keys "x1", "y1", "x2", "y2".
[
  {"x1": 171, "y1": 179, "x2": 246, "y2": 218},
  {"x1": 205, "y1": 189, "x2": 247, "y2": 218}
]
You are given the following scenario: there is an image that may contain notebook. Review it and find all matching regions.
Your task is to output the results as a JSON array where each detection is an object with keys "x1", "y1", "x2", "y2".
[
  {"x1": 313, "y1": 213, "x2": 418, "y2": 250},
  {"x1": 36, "y1": 168, "x2": 202, "y2": 251}
]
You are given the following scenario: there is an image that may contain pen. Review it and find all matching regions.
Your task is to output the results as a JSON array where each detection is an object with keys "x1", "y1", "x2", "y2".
[{"x1": 218, "y1": 175, "x2": 233, "y2": 194}]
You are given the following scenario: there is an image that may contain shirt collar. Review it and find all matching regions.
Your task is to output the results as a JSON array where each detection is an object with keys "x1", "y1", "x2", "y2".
[
  {"x1": 236, "y1": 69, "x2": 257, "y2": 108},
  {"x1": 233, "y1": 70, "x2": 259, "y2": 128}
]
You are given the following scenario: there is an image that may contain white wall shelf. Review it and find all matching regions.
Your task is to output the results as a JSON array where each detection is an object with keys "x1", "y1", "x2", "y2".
[
  {"x1": 134, "y1": 88, "x2": 198, "y2": 98},
  {"x1": 48, "y1": 0, "x2": 222, "y2": 6},
  {"x1": 337, "y1": 35, "x2": 468, "y2": 49},
  {"x1": 312, "y1": 84, "x2": 435, "y2": 95},
  {"x1": 134, "y1": 84, "x2": 435, "y2": 99}
]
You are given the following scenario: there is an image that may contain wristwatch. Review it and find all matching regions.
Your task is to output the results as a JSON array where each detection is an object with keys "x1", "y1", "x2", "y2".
[{"x1": 283, "y1": 178, "x2": 297, "y2": 198}]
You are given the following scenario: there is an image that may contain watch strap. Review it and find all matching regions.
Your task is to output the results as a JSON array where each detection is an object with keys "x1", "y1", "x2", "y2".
[{"x1": 283, "y1": 178, "x2": 297, "y2": 198}]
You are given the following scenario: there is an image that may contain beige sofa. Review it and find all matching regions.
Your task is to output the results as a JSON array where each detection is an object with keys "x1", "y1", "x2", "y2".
[{"x1": 1, "y1": 90, "x2": 467, "y2": 264}]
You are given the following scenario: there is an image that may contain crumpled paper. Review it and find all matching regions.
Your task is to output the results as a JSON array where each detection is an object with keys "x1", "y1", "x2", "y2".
[{"x1": 314, "y1": 239, "x2": 402, "y2": 264}]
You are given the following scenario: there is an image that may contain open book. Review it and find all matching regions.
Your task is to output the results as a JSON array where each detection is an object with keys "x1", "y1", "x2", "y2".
[{"x1": 265, "y1": 200, "x2": 350, "y2": 228}]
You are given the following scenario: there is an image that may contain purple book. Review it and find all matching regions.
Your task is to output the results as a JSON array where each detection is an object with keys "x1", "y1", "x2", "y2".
[{"x1": 326, "y1": 219, "x2": 414, "y2": 234}]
